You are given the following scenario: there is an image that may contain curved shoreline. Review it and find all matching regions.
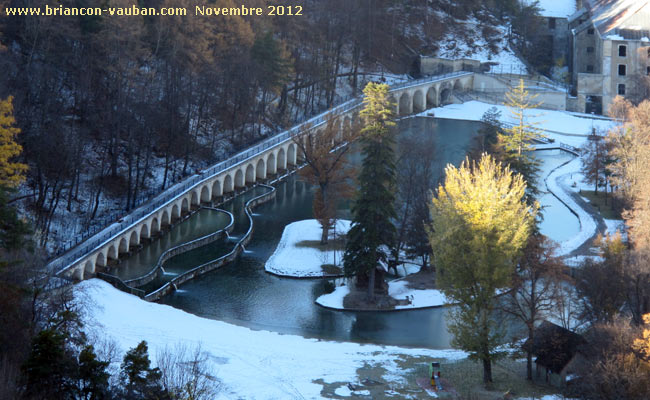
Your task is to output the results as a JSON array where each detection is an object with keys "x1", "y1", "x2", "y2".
[
  {"x1": 97, "y1": 183, "x2": 277, "y2": 301},
  {"x1": 145, "y1": 184, "x2": 276, "y2": 302}
]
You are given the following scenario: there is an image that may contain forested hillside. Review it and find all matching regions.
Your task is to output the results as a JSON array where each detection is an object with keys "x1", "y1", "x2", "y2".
[{"x1": 0, "y1": 0, "x2": 530, "y2": 252}]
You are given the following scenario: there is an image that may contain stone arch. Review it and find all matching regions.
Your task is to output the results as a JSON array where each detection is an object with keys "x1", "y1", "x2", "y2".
[
  {"x1": 200, "y1": 185, "x2": 211, "y2": 203},
  {"x1": 256, "y1": 158, "x2": 266, "y2": 180},
  {"x1": 95, "y1": 252, "x2": 106, "y2": 268},
  {"x1": 413, "y1": 90, "x2": 425, "y2": 113},
  {"x1": 151, "y1": 217, "x2": 160, "y2": 235},
  {"x1": 266, "y1": 153, "x2": 276, "y2": 175},
  {"x1": 140, "y1": 224, "x2": 150, "y2": 240},
  {"x1": 160, "y1": 210, "x2": 170, "y2": 227},
  {"x1": 234, "y1": 169, "x2": 245, "y2": 188},
  {"x1": 212, "y1": 179, "x2": 222, "y2": 198},
  {"x1": 440, "y1": 83, "x2": 452, "y2": 105},
  {"x1": 245, "y1": 163, "x2": 255, "y2": 184},
  {"x1": 224, "y1": 174, "x2": 234, "y2": 193},
  {"x1": 287, "y1": 144, "x2": 297, "y2": 166},
  {"x1": 118, "y1": 237, "x2": 129, "y2": 254},
  {"x1": 129, "y1": 230, "x2": 139, "y2": 246},
  {"x1": 74, "y1": 266, "x2": 84, "y2": 281},
  {"x1": 426, "y1": 86, "x2": 438, "y2": 108},
  {"x1": 277, "y1": 148, "x2": 286, "y2": 170},
  {"x1": 399, "y1": 92, "x2": 412, "y2": 115},
  {"x1": 107, "y1": 245, "x2": 118, "y2": 260},
  {"x1": 181, "y1": 197, "x2": 190, "y2": 214},
  {"x1": 453, "y1": 79, "x2": 463, "y2": 93},
  {"x1": 84, "y1": 260, "x2": 94, "y2": 276},
  {"x1": 190, "y1": 190, "x2": 199, "y2": 207},
  {"x1": 171, "y1": 204, "x2": 180, "y2": 220}
]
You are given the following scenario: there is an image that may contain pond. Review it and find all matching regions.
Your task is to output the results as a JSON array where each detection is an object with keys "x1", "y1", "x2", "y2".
[{"x1": 111, "y1": 117, "x2": 572, "y2": 348}]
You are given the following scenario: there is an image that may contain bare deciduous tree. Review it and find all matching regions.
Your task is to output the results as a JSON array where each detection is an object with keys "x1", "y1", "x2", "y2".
[
  {"x1": 291, "y1": 113, "x2": 359, "y2": 244},
  {"x1": 503, "y1": 234, "x2": 565, "y2": 380},
  {"x1": 157, "y1": 343, "x2": 220, "y2": 400}
]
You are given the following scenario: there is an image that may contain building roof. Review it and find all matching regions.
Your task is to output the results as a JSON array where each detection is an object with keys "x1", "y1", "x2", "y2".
[
  {"x1": 584, "y1": 0, "x2": 650, "y2": 36},
  {"x1": 523, "y1": 321, "x2": 586, "y2": 374}
]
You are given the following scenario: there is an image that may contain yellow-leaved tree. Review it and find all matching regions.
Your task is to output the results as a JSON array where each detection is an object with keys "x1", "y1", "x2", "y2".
[
  {"x1": 0, "y1": 96, "x2": 27, "y2": 188},
  {"x1": 428, "y1": 153, "x2": 536, "y2": 385}
]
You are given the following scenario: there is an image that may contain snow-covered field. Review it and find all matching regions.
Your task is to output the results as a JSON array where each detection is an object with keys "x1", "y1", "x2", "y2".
[
  {"x1": 265, "y1": 219, "x2": 351, "y2": 278},
  {"x1": 316, "y1": 279, "x2": 448, "y2": 310},
  {"x1": 78, "y1": 280, "x2": 467, "y2": 399}
]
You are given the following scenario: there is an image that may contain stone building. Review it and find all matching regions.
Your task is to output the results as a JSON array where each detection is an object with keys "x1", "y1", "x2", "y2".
[{"x1": 568, "y1": 0, "x2": 650, "y2": 114}]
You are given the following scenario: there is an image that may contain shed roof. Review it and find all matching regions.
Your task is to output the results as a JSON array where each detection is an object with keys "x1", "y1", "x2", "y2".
[{"x1": 524, "y1": 321, "x2": 586, "y2": 374}]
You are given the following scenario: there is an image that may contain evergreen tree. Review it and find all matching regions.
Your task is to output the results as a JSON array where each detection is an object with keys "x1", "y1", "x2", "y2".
[
  {"x1": 0, "y1": 96, "x2": 27, "y2": 188},
  {"x1": 493, "y1": 79, "x2": 544, "y2": 201},
  {"x1": 428, "y1": 154, "x2": 535, "y2": 385},
  {"x1": 21, "y1": 328, "x2": 78, "y2": 399},
  {"x1": 343, "y1": 82, "x2": 397, "y2": 300},
  {"x1": 0, "y1": 186, "x2": 30, "y2": 255},
  {"x1": 120, "y1": 341, "x2": 167, "y2": 400},
  {"x1": 78, "y1": 345, "x2": 111, "y2": 400}
]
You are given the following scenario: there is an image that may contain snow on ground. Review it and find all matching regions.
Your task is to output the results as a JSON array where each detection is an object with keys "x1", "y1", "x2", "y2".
[
  {"x1": 78, "y1": 279, "x2": 466, "y2": 400},
  {"x1": 604, "y1": 219, "x2": 627, "y2": 240},
  {"x1": 533, "y1": 0, "x2": 578, "y2": 18},
  {"x1": 265, "y1": 219, "x2": 351, "y2": 278},
  {"x1": 546, "y1": 158, "x2": 598, "y2": 257},
  {"x1": 564, "y1": 255, "x2": 604, "y2": 267},
  {"x1": 389, "y1": 280, "x2": 448, "y2": 310},
  {"x1": 436, "y1": 20, "x2": 527, "y2": 74},
  {"x1": 316, "y1": 283, "x2": 350, "y2": 309},
  {"x1": 423, "y1": 101, "x2": 613, "y2": 145},
  {"x1": 316, "y1": 279, "x2": 447, "y2": 310}
]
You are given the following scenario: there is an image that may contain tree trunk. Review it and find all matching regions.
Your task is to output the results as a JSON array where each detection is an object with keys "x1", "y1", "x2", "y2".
[
  {"x1": 482, "y1": 358, "x2": 493, "y2": 385},
  {"x1": 526, "y1": 341, "x2": 533, "y2": 380},
  {"x1": 367, "y1": 267, "x2": 375, "y2": 301}
]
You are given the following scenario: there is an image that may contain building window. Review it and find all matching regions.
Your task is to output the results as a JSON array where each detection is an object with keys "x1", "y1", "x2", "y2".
[
  {"x1": 587, "y1": 46, "x2": 594, "y2": 53},
  {"x1": 618, "y1": 84, "x2": 626, "y2": 95},
  {"x1": 647, "y1": 66, "x2": 650, "y2": 75},
  {"x1": 619, "y1": 45, "x2": 627, "y2": 57},
  {"x1": 549, "y1": 18, "x2": 556, "y2": 29},
  {"x1": 587, "y1": 65, "x2": 594, "y2": 72},
  {"x1": 619, "y1": 64, "x2": 627, "y2": 76},
  {"x1": 588, "y1": 28, "x2": 595, "y2": 35}
]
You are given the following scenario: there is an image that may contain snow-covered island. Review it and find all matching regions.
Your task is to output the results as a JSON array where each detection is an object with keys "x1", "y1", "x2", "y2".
[
  {"x1": 317, "y1": 277, "x2": 449, "y2": 311},
  {"x1": 265, "y1": 219, "x2": 351, "y2": 278}
]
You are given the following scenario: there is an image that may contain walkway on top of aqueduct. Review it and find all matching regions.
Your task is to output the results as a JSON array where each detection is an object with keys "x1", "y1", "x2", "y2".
[{"x1": 48, "y1": 70, "x2": 476, "y2": 281}]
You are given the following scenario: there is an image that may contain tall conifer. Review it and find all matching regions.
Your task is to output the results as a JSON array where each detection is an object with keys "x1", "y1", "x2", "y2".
[{"x1": 343, "y1": 83, "x2": 397, "y2": 300}]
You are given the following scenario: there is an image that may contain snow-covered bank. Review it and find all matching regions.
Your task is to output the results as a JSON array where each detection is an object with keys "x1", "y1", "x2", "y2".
[
  {"x1": 423, "y1": 101, "x2": 613, "y2": 147},
  {"x1": 546, "y1": 158, "x2": 598, "y2": 257},
  {"x1": 316, "y1": 279, "x2": 448, "y2": 310},
  {"x1": 78, "y1": 280, "x2": 466, "y2": 399},
  {"x1": 265, "y1": 219, "x2": 351, "y2": 278}
]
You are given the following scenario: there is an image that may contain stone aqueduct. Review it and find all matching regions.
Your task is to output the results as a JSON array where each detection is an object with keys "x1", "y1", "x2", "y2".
[{"x1": 62, "y1": 72, "x2": 475, "y2": 281}]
